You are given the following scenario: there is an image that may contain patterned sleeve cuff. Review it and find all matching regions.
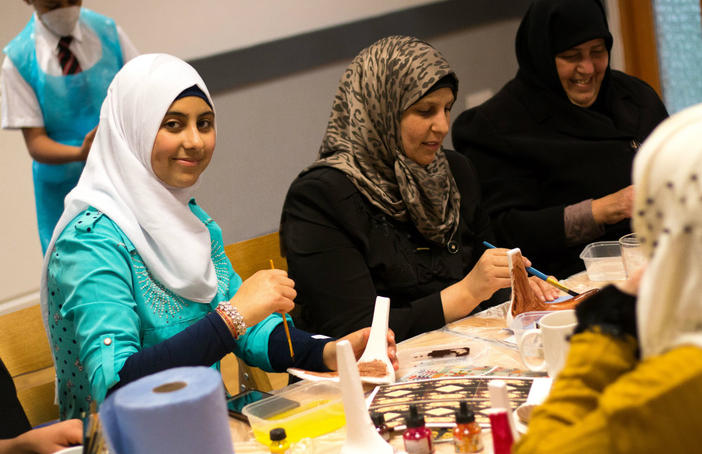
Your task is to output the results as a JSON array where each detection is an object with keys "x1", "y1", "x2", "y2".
[{"x1": 564, "y1": 199, "x2": 605, "y2": 245}]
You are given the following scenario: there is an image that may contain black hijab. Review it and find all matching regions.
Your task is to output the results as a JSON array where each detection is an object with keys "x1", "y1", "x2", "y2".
[{"x1": 516, "y1": 0, "x2": 613, "y2": 105}]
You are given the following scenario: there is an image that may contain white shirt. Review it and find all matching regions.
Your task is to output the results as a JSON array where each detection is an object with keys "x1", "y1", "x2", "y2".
[{"x1": 0, "y1": 13, "x2": 139, "y2": 129}]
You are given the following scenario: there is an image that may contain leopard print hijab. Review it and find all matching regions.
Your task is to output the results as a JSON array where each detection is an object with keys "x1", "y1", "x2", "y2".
[{"x1": 307, "y1": 35, "x2": 460, "y2": 246}]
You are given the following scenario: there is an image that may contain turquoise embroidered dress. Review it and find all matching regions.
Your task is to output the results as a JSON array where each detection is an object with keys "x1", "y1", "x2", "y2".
[{"x1": 46, "y1": 200, "x2": 280, "y2": 419}]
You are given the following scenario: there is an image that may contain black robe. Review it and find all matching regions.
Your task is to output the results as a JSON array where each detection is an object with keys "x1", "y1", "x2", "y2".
[
  {"x1": 280, "y1": 151, "x2": 506, "y2": 342},
  {"x1": 1, "y1": 358, "x2": 31, "y2": 438},
  {"x1": 451, "y1": 0, "x2": 668, "y2": 276}
]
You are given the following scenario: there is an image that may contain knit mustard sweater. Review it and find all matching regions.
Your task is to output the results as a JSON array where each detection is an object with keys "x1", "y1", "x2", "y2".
[{"x1": 514, "y1": 330, "x2": 702, "y2": 453}]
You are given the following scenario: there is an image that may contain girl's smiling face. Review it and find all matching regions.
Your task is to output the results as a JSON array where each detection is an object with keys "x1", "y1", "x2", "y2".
[{"x1": 151, "y1": 96, "x2": 215, "y2": 188}]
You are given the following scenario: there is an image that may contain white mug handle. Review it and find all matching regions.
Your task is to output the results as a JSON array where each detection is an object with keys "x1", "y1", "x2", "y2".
[{"x1": 519, "y1": 328, "x2": 547, "y2": 372}]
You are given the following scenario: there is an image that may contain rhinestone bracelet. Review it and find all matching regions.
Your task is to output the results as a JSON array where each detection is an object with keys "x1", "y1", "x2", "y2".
[
  {"x1": 216, "y1": 306, "x2": 238, "y2": 338},
  {"x1": 216, "y1": 301, "x2": 247, "y2": 339}
]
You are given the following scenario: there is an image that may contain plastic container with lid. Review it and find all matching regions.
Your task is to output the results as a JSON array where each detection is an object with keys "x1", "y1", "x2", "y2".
[
  {"x1": 579, "y1": 241, "x2": 626, "y2": 281},
  {"x1": 242, "y1": 380, "x2": 345, "y2": 445},
  {"x1": 509, "y1": 311, "x2": 551, "y2": 345}
]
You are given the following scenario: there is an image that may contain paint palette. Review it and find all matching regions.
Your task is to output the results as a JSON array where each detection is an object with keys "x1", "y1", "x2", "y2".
[{"x1": 396, "y1": 341, "x2": 488, "y2": 381}]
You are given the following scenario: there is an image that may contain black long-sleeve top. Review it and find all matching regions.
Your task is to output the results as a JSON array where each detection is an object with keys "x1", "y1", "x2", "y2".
[
  {"x1": 0, "y1": 358, "x2": 31, "y2": 438},
  {"x1": 452, "y1": 72, "x2": 668, "y2": 277},
  {"x1": 280, "y1": 150, "x2": 506, "y2": 342}
]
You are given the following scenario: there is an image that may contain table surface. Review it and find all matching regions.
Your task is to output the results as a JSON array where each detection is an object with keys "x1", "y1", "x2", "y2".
[{"x1": 228, "y1": 272, "x2": 605, "y2": 453}]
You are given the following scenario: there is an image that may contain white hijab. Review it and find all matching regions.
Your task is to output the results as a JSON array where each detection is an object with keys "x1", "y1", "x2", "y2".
[
  {"x1": 633, "y1": 102, "x2": 702, "y2": 359},
  {"x1": 40, "y1": 53, "x2": 218, "y2": 329}
]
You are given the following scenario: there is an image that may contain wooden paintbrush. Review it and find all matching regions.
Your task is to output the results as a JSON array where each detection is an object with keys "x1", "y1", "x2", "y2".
[
  {"x1": 82, "y1": 402, "x2": 105, "y2": 454},
  {"x1": 270, "y1": 259, "x2": 294, "y2": 359}
]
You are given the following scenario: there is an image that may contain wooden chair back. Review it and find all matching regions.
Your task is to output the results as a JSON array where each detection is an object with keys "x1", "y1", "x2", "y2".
[
  {"x1": 223, "y1": 231, "x2": 288, "y2": 280},
  {"x1": 222, "y1": 232, "x2": 289, "y2": 393},
  {"x1": 0, "y1": 304, "x2": 58, "y2": 425}
]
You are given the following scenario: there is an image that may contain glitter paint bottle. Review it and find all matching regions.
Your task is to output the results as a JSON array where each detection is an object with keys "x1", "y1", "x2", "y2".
[
  {"x1": 269, "y1": 427, "x2": 290, "y2": 453},
  {"x1": 487, "y1": 409, "x2": 514, "y2": 454},
  {"x1": 453, "y1": 401, "x2": 483, "y2": 453},
  {"x1": 371, "y1": 411, "x2": 391, "y2": 441},
  {"x1": 403, "y1": 404, "x2": 433, "y2": 454}
]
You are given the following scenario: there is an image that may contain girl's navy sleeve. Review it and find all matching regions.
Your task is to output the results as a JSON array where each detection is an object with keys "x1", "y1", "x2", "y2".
[{"x1": 111, "y1": 313, "x2": 335, "y2": 396}]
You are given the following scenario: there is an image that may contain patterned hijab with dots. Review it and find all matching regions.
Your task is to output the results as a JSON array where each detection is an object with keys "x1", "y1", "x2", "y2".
[{"x1": 633, "y1": 102, "x2": 702, "y2": 359}]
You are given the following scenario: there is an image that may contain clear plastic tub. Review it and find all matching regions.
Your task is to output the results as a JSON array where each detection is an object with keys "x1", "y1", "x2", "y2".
[
  {"x1": 242, "y1": 380, "x2": 345, "y2": 444},
  {"x1": 579, "y1": 241, "x2": 626, "y2": 281},
  {"x1": 509, "y1": 311, "x2": 551, "y2": 344}
]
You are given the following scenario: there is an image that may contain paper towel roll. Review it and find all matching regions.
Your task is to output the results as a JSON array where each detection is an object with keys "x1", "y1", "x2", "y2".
[{"x1": 99, "y1": 366, "x2": 233, "y2": 454}]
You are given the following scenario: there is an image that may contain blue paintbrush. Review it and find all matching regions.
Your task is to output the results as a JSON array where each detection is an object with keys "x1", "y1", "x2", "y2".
[{"x1": 482, "y1": 241, "x2": 579, "y2": 297}]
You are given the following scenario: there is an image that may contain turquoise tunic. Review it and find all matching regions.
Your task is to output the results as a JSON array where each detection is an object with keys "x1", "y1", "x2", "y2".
[{"x1": 46, "y1": 200, "x2": 281, "y2": 419}]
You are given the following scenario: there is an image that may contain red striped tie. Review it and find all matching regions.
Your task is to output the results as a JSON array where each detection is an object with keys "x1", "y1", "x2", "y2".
[{"x1": 57, "y1": 36, "x2": 82, "y2": 75}]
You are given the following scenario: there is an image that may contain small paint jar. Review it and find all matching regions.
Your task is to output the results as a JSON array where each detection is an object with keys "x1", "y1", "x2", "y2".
[
  {"x1": 269, "y1": 427, "x2": 290, "y2": 453},
  {"x1": 403, "y1": 404, "x2": 433, "y2": 454},
  {"x1": 453, "y1": 401, "x2": 483, "y2": 453},
  {"x1": 371, "y1": 411, "x2": 391, "y2": 441}
]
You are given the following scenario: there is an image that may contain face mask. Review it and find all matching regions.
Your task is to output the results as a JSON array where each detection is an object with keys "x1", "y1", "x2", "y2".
[{"x1": 39, "y1": 6, "x2": 81, "y2": 37}]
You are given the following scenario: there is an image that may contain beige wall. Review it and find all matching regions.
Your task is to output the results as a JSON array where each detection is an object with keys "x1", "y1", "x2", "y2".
[
  {"x1": 0, "y1": 129, "x2": 41, "y2": 307},
  {"x1": 96, "y1": 0, "x2": 444, "y2": 59},
  {"x1": 197, "y1": 21, "x2": 522, "y2": 248},
  {"x1": 0, "y1": 1, "x2": 521, "y2": 310}
]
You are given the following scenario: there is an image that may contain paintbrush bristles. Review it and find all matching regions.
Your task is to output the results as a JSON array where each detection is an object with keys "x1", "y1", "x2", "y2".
[{"x1": 82, "y1": 404, "x2": 106, "y2": 454}]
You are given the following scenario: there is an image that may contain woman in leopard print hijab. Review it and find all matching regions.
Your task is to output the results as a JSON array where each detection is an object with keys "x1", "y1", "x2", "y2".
[
  {"x1": 281, "y1": 36, "x2": 559, "y2": 341},
  {"x1": 310, "y1": 35, "x2": 460, "y2": 245}
]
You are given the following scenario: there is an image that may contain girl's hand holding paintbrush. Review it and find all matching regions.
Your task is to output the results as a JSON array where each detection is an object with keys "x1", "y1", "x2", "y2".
[{"x1": 226, "y1": 269, "x2": 296, "y2": 328}]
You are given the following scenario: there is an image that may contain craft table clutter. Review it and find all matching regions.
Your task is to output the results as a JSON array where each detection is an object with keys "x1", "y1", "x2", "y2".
[
  {"x1": 225, "y1": 270, "x2": 605, "y2": 453},
  {"x1": 227, "y1": 300, "x2": 561, "y2": 453}
]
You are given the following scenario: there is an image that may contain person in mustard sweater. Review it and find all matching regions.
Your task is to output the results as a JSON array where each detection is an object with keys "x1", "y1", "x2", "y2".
[{"x1": 514, "y1": 103, "x2": 702, "y2": 453}]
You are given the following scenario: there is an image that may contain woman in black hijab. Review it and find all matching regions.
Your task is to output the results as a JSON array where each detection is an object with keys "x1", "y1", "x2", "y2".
[{"x1": 452, "y1": 0, "x2": 668, "y2": 277}]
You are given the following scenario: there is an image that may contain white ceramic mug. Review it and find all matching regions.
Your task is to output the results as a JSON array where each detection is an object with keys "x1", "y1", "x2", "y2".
[{"x1": 518, "y1": 309, "x2": 577, "y2": 377}]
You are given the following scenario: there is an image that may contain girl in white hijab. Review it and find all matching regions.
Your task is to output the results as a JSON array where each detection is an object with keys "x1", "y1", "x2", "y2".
[
  {"x1": 514, "y1": 103, "x2": 702, "y2": 454},
  {"x1": 41, "y1": 54, "x2": 397, "y2": 419}
]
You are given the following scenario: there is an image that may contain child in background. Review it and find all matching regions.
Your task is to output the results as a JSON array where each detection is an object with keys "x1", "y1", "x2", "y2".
[{"x1": 1, "y1": 0, "x2": 138, "y2": 253}]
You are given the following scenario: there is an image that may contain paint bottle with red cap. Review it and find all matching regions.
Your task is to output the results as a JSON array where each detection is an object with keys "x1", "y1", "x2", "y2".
[{"x1": 403, "y1": 404, "x2": 433, "y2": 453}]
